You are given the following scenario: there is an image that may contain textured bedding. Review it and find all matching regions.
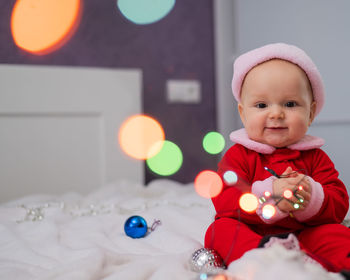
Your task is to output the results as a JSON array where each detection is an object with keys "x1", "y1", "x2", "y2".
[{"x1": 0, "y1": 179, "x2": 346, "y2": 280}]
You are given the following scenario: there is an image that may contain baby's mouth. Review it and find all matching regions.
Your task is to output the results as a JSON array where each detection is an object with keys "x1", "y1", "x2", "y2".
[{"x1": 265, "y1": 127, "x2": 287, "y2": 130}]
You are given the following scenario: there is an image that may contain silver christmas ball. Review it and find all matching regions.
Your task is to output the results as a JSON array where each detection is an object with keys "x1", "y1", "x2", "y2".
[{"x1": 190, "y1": 248, "x2": 226, "y2": 273}]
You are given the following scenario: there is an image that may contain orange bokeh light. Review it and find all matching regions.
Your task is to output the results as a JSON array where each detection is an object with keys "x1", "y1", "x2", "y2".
[
  {"x1": 119, "y1": 114, "x2": 165, "y2": 160},
  {"x1": 11, "y1": 0, "x2": 82, "y2": 55},
  {"x1": 239, "y1": 193, "x2": 258, "y2": 213},
  {"x1": 194, "y1": 170, "x2": 223, "y2": 199},
  {"x1": 213, "y1": 275, "x2": 228, "y2": 280}
]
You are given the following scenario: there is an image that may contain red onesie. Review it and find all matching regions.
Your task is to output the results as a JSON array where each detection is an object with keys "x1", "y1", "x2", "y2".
[{"x1": 205, "y1": 129, "x2": 350, "y2": 272}]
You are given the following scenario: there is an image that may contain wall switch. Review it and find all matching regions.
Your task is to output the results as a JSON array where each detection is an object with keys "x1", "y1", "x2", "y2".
[{"x1": 166, "y1": 79, "x2": 201, "y2": 103}]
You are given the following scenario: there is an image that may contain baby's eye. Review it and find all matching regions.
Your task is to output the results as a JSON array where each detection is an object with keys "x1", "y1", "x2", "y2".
[
  {"x1": 256, "y1": 103, "x2": 267, "y2": 109},
  {"x1": 285, "y1": 101, "x2": 297, "y2": 107}
]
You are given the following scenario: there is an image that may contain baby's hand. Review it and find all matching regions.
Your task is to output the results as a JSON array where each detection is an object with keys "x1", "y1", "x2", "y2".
[{"x1": 272, "y1": 166, "x2": 311, "y2": 213}]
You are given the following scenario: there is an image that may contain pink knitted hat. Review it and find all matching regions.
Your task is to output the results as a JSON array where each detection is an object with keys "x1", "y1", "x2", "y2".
[{"x1": 232, "y1": 43, "x2": 325, "y2": 116}]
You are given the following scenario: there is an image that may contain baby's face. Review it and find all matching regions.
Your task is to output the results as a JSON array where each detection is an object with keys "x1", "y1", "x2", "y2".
[{"x1": 238, "y1": 59, "x2": 316, "y2": 148}]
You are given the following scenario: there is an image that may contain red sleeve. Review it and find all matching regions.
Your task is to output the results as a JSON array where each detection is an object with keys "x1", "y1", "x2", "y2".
[
  {"x1": 303, "y1": 149, "x2": 349, "y2": 225},
  {"x1": 212, "y1": 144, "x2": 263, "y2": 224}
]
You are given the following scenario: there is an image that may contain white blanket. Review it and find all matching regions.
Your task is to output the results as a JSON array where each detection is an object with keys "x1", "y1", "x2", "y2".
[{"x1": 0, "y1": 179, "x2": 344, "y2": 280}]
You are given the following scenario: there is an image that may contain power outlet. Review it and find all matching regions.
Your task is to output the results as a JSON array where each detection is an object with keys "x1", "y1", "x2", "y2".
[{"x1": 166, "y1": 80, "x2": 201, "y2": 103}]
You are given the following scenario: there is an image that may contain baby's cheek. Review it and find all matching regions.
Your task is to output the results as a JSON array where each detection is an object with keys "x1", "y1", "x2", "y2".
[{"x1": 248, "y1": 121, "x2": 263, "y2": 134}]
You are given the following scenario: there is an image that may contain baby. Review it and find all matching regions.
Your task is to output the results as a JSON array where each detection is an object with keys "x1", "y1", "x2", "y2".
[{"x1": 205, "y1": 43, "x2": 350, "y2": 273}]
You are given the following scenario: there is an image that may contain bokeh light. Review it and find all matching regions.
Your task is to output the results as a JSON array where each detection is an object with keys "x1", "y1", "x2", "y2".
[
  {"x1": 298, "y1": 185, "x2": 303, "y2": 191},
  {"x1": 146, "y1": 140, "x2": 183, "y2": 176},
  {"x1": 202, "y1": 131, "x2": 225, "y2": 155},
  {"x1": 239, "y1": 193, "x2": 258, "y2": 213},
  {"x1": 194, "y1": 170, "x2": 223, "y2": 199},
  {"x1": 262, "y1": 204, "x2": 276, "y2": 219},
  {"x1": 119, "y1": 114, "x2": 165, "y2": 160},
  {"x1": 264, "y1": 191, "x2": 271, "y2": 197},
  {"x1": 214, "y1": 274, "x2": 228, "y2": 280},
  {"x1": 117, "y1": 0, "x2": 175, "y2": 25},
  {"x1": 223, "y1": 170, "x2": 238, "y2": 185},
  {"x1": 283, "y1": 189, "x2": 293, "y2": 199},
  {"x1": 11, "y1": 0, "x2": 81, "y2": 55}
]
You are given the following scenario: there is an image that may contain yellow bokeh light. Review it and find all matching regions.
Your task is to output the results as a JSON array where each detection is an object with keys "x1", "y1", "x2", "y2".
[
  {"x1": 11, "y1": 0, "x2": 81, "y2": 55},
  {"x1": 239, "y1": 193, "x2": 258, "y2": 213},
  {"x1": 262, "y1": 204, "x2": 276, "y2": 219},
  {"x1": 264, "y1": 191, "x2": 271, "y2": 197},
  {"x1": 119, "y1": 114, "x2": 165, "y2": 160},
  {"x1": 194, "y1": 170, "x2": 223, "y2": 199},
  {"x1": 283, "y1": 189, "x2": 293, "y2": 199}
]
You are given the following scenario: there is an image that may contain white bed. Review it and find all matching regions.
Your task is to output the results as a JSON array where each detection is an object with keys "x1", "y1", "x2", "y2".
[{"x1": 0, "y1": 179, "x2": 346, "y2": 280}]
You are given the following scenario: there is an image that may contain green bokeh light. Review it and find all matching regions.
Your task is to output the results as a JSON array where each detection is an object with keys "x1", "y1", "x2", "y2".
[
  {"x1": 146, "y1": 140, "x2": 183, "y2": 176},
  {"x1": 202, "y1": 131, "x2": 225, "y2": 154},
  {"x1": 117, "y1": 0, "x2": 176, "y2": 25}
]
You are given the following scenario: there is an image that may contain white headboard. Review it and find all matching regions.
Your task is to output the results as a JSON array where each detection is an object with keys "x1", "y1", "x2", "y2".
[{"x1": 0, "y1": 64, "x2": 143, "y2": 202}]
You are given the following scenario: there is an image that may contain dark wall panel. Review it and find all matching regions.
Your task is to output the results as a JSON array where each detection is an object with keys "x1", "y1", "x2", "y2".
[{"x1": 0, "y1": 0, "x2": 217, "y2": 184}]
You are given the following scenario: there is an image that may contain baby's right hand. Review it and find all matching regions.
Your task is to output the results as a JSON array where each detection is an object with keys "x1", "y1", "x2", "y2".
[{"x1": 272, "y1": 166, "x2": 309, "y2": 213}]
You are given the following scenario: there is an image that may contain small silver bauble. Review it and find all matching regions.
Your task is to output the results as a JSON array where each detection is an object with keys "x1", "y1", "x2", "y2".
[{"x1": 190, "y1": 247, "x2": 226, "y2": 273}]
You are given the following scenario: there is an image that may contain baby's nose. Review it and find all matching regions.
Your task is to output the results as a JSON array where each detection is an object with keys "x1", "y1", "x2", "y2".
[{"x1": 269, "y1": 105, "x2": 284, "y2": 119}]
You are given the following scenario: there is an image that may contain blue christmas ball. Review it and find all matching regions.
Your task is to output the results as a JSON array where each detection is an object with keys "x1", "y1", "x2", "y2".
[{"x1": 124, "y1": 215, "x2": 148, "y2": 238}]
